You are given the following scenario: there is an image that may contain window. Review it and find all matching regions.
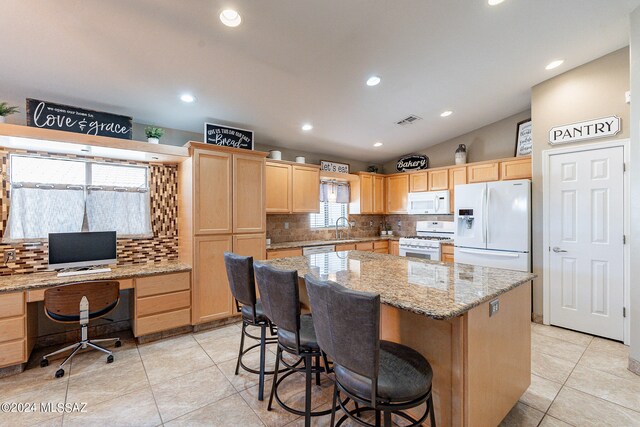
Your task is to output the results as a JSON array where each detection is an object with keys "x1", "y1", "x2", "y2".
[
  {"x1": 309, "y1": 200, "x2": 348, "y2": 228},
  {"x1": 5, "y1": 155, "x2": 151, "y2": 241}
]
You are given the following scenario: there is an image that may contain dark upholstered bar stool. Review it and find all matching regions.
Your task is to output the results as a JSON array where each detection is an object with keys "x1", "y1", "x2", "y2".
[
  {"x1": 305, "y1": 274, "x2": 436, "y2": 427},
  {"x1": 254, "y1": 262, "x2": 330, "y2": 427},
  {"x1": 224, "y1": 252, "x2": 278, "y2": 401}
]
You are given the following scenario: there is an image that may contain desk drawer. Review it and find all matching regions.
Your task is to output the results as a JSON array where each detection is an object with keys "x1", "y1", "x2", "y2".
[
  {"x1": 0, "y1": 340, "x2": 25, "y2": 367},
  {"x1": 136, "y1": 272, "x2": 190, "y2": 298},
  {"x1": 137, "y1": 291, "x2": 191, "y2": 317},
  {"x1": 135, "y1": 308, "x2": 191, "y2": 336},
  {"x1": 0, "y1": 292, "x2": 24, "y2": 318},
  {"x1": 0, "y1": 317, "x2": 25, "y2": 342}
]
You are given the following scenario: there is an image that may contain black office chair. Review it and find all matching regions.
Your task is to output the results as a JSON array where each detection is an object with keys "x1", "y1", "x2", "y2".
[
  {"x1": 305, "y1": 274, "x2": 436, "y2": 427},
  {"x1": 224, "y1": 252, "x2": 279, "y2": 401},
  {"x1": 254, "y1": 262, "x2": 330, "y2": 427},
  {"x1": 40, "y1": 280, "x2": 122, "y2": 378}
]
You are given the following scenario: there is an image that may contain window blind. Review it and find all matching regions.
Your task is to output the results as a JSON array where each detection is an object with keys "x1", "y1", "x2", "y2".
[{"x1": 309, "y1": 200, "x2": 348, "y2": 228}]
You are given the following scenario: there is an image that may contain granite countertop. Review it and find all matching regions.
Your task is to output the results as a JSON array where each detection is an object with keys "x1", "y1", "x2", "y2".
[
  {"x1": 267, "y1": 236, "x2": 400, "y2": 251},
  {"x1": 0, "y1": 261, "x2": 192, "y2": 294},
  {"x1": 258, "y1": 251, "x2": 535, "y2": 320}
]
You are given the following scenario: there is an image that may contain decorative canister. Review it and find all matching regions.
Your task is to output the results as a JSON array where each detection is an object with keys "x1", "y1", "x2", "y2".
[
  {"x1": 455, "y1": 144, "x2": 467, "y2": 165},
  {"x1": 295, "y1": 156, "x2": 306, "y2": 163},
  {"x1": 269, "y1": 150, "x2": 282, "y2": 160}
]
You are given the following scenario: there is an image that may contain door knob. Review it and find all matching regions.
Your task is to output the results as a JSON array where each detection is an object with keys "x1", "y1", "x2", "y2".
[{"x1": 552, "y1": 247, "x2": 567, "y2": 253}]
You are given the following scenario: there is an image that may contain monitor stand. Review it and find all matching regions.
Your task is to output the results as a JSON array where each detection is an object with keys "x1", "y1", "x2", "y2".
[{"x1": 56, "y1": 267, "x2": 112, "y2": 278}]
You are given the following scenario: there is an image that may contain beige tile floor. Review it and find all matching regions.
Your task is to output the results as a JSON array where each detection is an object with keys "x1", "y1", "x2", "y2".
[{"x1": 0, "y1": 322, "x2": 638, "y2": 426}]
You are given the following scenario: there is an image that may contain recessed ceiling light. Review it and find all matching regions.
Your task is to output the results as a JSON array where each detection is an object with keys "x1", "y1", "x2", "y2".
[
  {"x1": 366, "y1": 76, "x2": 381, "y2": 86},
  {"x1": 373, "y1": 142, "x2": 383, "y2": 147},
  {"x1": 219, "y1": 9, "x2": 242, "y2": 27},
  {"x1": 301, "y1": 123, "x2": 313, "y2": 131},
  {"x1": 180, "y1": 94, "x2": 196, "y2": 103},
  {"x1": 488, "y1": 0, "x2": 505, "y2": 5},
  {"x1": 440, "y1": 110, "x2": 453, "y2": 117},
  {"x1": 545, "y1": 59, "x2": 564, "y2": 70}
]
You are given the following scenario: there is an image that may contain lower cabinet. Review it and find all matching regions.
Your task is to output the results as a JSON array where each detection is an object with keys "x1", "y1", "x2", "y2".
[
  {"x1": 134, "y1": 272, "x2": 192, "y2": 336},
  {"x1": 0, "y1": 292, "x2": 27, "y2": 368},
  {"x1": 336, "y1": 243, "x2": 356, "y2": 251},
  {"x1": 266, "y1": 248, "x2": 303, "y2": 259},
  {"x1": 389, "y1": 241, "x2": 400, "y2": 256},
  {"x1": 356, "y1": 242, "x2": 374, "y2": 252},
  {"x1": 373, "y1": 241, "x2": 388, "y2": 253},
  {"x1": 192, "y1": 235, "x2": 234, "y2": 324},
  {"x1": 441, "y1": 244, "x2": 454, "y2": 263}
]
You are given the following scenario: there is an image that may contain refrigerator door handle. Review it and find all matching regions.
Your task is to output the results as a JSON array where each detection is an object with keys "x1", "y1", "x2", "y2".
[
  {"x1": 458, "y1": 249, "x2": 520, "y2": 258},
  {"x1": 481, "y1": 187, "x2": 487, "y2": 244},
  {"x1": 486, "y1": 187, "x2": 491, "y2": 244}
]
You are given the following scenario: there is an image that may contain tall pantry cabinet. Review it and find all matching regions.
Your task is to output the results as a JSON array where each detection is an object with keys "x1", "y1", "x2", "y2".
[{"x1": 179, "y1": 142, "x2": 267, "y2": 324}]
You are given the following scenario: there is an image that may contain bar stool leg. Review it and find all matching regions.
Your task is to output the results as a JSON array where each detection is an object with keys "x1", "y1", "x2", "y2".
[
  {"x1": 235, "y1": 322, "x2": 246, "y2": 375},
  {"x1": 268, "y1": 346, "x2": 282, "y2": 411},
  {"x1": 304, "y1": 354, "x2": 313, "y2": 427},
  {"x1": 383, "y1": 411, "x2": 392, "y2": 427},
  {"x1": 314, "y1": 355, "x2": 321, "y2": 386},
  {"x1": 258, "y1": 323, "x2": 267, "y2": 401},
  {"x1": 330, "y1": 382, "x2": 338, "y2": 427},
  {"x1": 428, "y1": 394, "x2": 437, "y2": 427}
]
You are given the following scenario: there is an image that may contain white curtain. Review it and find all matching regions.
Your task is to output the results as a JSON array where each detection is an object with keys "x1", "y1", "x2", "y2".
[
  {"x1": 86, "y1": 190, "x2": 152, "y2": 237},
  {"x1": 320, "y1": 181, "x2": 350, "y2": 203},
  {"x1": 5, "y1": 187, "x2": 85, "y2": 240}
]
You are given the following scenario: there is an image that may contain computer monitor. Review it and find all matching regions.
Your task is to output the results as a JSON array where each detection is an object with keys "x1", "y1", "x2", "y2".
[{"x1": 48, "y1": 231, "x2": 117, "y2": 270}]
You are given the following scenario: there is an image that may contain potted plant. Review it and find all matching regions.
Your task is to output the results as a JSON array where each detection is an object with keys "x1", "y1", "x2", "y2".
[
  {"x1": 0, "y1": 102, "x2": 19, "y2": 123},
  {"x1": 144, "y1": 126, "x2": 165, "y2": 144}
]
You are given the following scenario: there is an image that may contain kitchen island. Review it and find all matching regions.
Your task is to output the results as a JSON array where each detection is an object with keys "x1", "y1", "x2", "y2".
[{"x1": 260, "y1": 251, "x2": 536, "y2": 427}]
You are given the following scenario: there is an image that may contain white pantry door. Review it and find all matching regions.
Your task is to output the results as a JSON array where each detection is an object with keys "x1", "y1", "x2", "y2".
[{"x1": 548, "y1": 146, "x2": 624, "y2": 340}]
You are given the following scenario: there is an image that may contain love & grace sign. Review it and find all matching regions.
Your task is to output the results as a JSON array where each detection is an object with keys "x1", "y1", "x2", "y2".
[
  {"x1": 204, "y1": 123, "x2": 254, "y2": 150},
  {"x1": 549, "y1": 116, "x2": 621, "y2": 145},
  {"x1": 26, "y1": 99, "x2": 132, "y2": 139}
]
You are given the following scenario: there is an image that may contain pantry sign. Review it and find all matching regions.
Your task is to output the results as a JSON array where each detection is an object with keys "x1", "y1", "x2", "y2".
[{"x1": 549, "y1": 116, "x2": 621, "y2": 145}]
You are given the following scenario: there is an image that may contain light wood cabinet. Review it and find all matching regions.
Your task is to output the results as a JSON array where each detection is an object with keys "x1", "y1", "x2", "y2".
[
  {"x1": 292, "y1": 165, "x2": 320, "y2": 213},
  {"x1": 500, "y1": 157, "x2": 532, "y2": 180},
  {"x1": 336, "y1": 243, "x2": 356, "y2": 251},
  {"x1": 373, "y1": 175, "x2": 385, "y2": 214},
  {"x1": 386, "y1": 175, "x2": 409, "y2": 214},
  {"x1": 134, "y1": 272, "x2": 192, "y2": 336},
  {"x1": 373, "y1": 240, "x2": 388, "y2": 254},
  {"x1": 360, "y1": 174, "x2": 374, "y2": 213},
  {"x1": 266, "y1": 248, "x2": 303, "y2": 259},
  {"x1": 265, "y1": 162, "x2": 292, "y2": 213},
  {"x1": 233, "y1": 154, "x2": 266, "y2": 233},
  {"x1": 428, "y1": 169, "x2": 449, "y2": 191},
  {"x1": 467, "y1": 162, "x2": 500, "y2": 183},
  {"x1": 194, "y1": 150, "x2": 232, "y2": 234},
  {"x1": 356, "y1": 242, "x2": 374, "y2": 252},
  {"x1": 0, "y1": 292, "x2": 27, "y2": 368},
  {"x1": 389, "y1": 241, "x2": 400, "y2": 256},
  {"x1": 193, "y1": 235, "x2": 234, "y2": 323},
  {"x1": 448, "y1": 166, "x2": 467, "y2": 212},
  {"x1": 409, "y1": 172, "x2": 429, "y2": 192},
  {"x1": 233, "y1": 233, "x2": 267, "y2": 262},
  {"x1": 441, "y1": 244, "x2": 454, "y2": 263}
]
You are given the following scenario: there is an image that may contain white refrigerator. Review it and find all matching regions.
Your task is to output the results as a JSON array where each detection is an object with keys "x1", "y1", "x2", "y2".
[{"x1": 454, "y1": 179, "x2": 531, "y2": 272}]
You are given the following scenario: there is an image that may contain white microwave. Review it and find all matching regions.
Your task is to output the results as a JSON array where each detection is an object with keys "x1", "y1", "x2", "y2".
[{"x1": 407, "y1": 191, "x2": 450, "y2": 215}]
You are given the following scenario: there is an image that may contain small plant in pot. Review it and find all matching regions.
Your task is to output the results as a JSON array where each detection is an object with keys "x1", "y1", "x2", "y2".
[
  {"x1": 144, "y1": 126, "x2": 165, "y2": 144},
  {"x1": 0, "y1": 102, "x2": 19, "y2": 124}
]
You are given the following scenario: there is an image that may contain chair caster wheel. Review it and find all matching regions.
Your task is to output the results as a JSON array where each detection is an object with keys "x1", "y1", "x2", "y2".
[
  {"x1": 55, "y1": 369, "x2": 64, "y2": 378},
  {"x1": 107, "y1": 355, "x2": 114, "y2": 363},
  {"x1": 40, "y1": 359, "x2": 49, "y2": 368},
  {"x1": 115, "y1": 340, "x2": 122, "y2": 348}
]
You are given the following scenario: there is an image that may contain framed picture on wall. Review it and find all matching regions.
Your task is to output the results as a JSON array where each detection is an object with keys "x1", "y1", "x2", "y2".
[{"x1": 515, "y1": 119, "x2": 532, "y2": 157}]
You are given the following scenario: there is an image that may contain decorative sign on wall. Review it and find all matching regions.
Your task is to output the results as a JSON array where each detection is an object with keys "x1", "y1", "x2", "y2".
[
  {"x1": 515, "y1": 119, "x2": 532, "y2": 156},
  {"x1": 396, "y1": 154, "x2": 428, "y2": 172},
  {"x1": 549, "y1": 116, "x2": 620, "y2": 145},
  {"x1": 320, "y1": 160, "x2": 350, "y2": 174},
  {"x1": 204, "y1": 123, "x2": 254, "y2": 150},
  {"x1": 26, "y1": 99, "x2": 132, "y2": 139}
]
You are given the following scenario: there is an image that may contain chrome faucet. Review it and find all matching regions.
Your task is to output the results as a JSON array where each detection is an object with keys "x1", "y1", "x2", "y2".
[{"x1": 335, "y1": 216, "x2": 352, "y2": 240}]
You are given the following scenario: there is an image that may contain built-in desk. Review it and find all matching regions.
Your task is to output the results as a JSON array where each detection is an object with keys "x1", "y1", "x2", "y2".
[{"x1": 0, "y1": 261, "x2": 192, "y2": 370}]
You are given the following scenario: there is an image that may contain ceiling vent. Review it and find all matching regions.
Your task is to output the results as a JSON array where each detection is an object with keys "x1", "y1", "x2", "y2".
[{"x1": 396, "y1": 115, "x2": 422, "y2": 126}]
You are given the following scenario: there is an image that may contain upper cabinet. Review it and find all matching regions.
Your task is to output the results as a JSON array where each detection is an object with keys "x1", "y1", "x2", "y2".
[
  {"x1": 350, "y1": 172, "x2": 385, "y2": 214},
  {"x1": 448, "y1": 166, "x2": 467, "y2": 212},
  {"x1": 194, "y1": 150, "x2": 233, "y2": 234},
  {"x1": 266, "y1": 160, "x2": 320, "y2": 214},
  {"x1": 409, "y1": 172, "x2": 428, "y2": 192},
  {"x1": 387, "y1": 174, "x2": 409, "y2": 214},
  {"x1": 233, "y1": 154, "x2": 266, "y2": 233},
  {"x1": 428, "y1": 169, "x2": 449, "y2": 191},
  {"x1": 467, "y1": 162, "x2": 500, "y2": 183},
  {"x1": 500, "y1": 157, "x2": 532, "y2": 180},
  {"x1": 266, "y1": 162, "x2": 292, "y2": 213},
  {"x1": 292, "y1": 165, "x2": 320, "y2": 213}
]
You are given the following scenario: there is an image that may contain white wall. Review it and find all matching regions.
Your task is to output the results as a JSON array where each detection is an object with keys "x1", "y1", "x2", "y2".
[{"x1": 629, "y1": 7, "x2": 640, "y2": 371}]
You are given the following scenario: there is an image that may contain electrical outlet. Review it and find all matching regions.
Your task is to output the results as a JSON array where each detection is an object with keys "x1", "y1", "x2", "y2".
[
  {"x1": 397, "y1": 220, "x2": 401, "y2": 227},
  {"x1": 4, "y1": 249, "x2": 16, "y2": 264},
  {"x1": 489, "y1": 299, "x2": 500, "y2": 317},
  {"x1": 284, "y1": 222, "x2": 289, "y2": 230},
  {"x1": 369, "y1": 221, "x2": 373, "y2": 227}
]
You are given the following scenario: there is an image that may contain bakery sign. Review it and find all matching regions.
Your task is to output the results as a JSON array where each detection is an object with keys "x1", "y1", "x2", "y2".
[
  {"x1": 396, "y1": 154, "x2": 428, "y2": 172},
  {"x1": 549, "y1": 116, "x2": 621, "y2": 145}
]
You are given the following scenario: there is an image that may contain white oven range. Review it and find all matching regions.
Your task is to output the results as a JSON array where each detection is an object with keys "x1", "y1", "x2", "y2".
[{"x1": 398, "y1": 221, "x2": 454, "y2": 261}]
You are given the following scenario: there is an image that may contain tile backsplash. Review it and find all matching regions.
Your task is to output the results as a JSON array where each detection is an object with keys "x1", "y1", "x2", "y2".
[{"x1": 267, "y1": 213, "x2": 455, "y2": 243}]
